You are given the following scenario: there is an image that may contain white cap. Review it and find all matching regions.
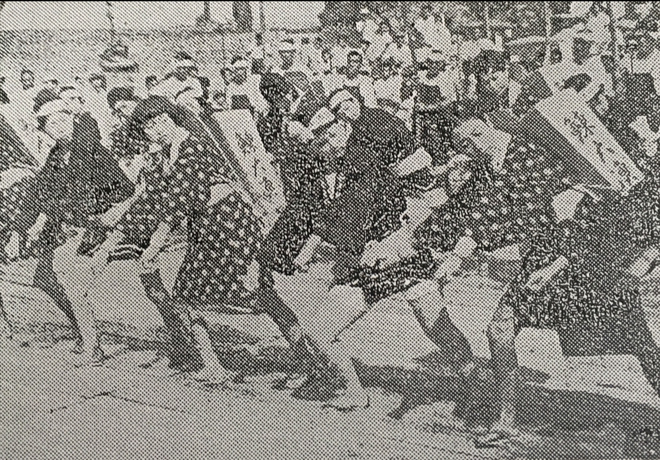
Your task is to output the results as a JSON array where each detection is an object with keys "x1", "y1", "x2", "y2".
[
  {"x1": 279, "y1": 40, "x2": 296, "y2": 52},
  {"x1": 36, "y1": 99, "x2": 68, "y2": 118},
  {"x1": 43, "y1": 74, "x2": 58, "y2": 83},
  {"x1": 59, "y1": 87, "x2": 82, "y2": 99},
  {"x1": 230, "y1": 58, "x2": 249, "y2": 69},
  {"x1": 329, "y1": 89, "x2": 355, "y2": 110}
]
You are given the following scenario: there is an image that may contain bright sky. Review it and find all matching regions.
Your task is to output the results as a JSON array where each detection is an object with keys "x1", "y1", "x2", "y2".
[{"x1": 0, "y1": 1, "x2": 323, "y2": 30}]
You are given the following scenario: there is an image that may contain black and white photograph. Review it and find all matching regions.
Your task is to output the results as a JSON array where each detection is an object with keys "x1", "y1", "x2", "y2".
[{"x1": 2, "y1": 1, "x2": 660, "y2": 458}]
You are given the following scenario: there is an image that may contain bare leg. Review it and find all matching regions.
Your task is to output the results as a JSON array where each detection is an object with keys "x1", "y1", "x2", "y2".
[
  {"x1": 33, "y1": 249, "x2": 82, "y2": 346},
  {"x1": 323, "y1": 338, "x2": 370, "y2": 411},
  {"x1": 140, "y1": 270, "x2": 203, "y2": 372},
  {"x1": 188, "y1": 310, "x2": 231, "y2": 383},
  {"x1": 259, "y1": 266, "x2": 328, "y2": 389},
  {"x1": 0, "y1": 293, "x2": 13, "y2": 344},
  {"x1": 62, "y1": 257, "x2": 104, "y2": 364}
]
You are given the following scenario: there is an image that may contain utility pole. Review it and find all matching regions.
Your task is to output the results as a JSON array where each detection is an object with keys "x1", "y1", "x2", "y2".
[
  {"x1": 607, "y1": 0, "x2": 625, "y2": 97},
  {"x1": 544, "y1": 1, "x2": 552, "y2": 66},
  {"x1": 203, "y1": 1, "x2": 211, "y2": 22},
  {"x1": 484, "y1": 2, "x2": 491, "y2": 41},
  {"x1": 259, "y1": 1, "x2": 265, "y2": 33}
]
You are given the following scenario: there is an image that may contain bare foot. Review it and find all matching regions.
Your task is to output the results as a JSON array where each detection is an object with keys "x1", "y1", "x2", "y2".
[
  {"x1": 74, "y1": 347, "x2": 106, "y2": 367},
  {"x1": 323, "y1": 387, "x2": 370, "y2": 413},
  {"x1": 474, "y1": 419, "x2": 520, "y2": 448},
  {"x1": 190, "y1": 364, "x2": 232, "y2": 384},
  {"x1": 274, "y1": 372, "x2": 310, "y2": 390}
]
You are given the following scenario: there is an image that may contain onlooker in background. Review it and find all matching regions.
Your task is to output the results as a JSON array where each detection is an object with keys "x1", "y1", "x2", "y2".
[
  {"x1": 0, "y1": 77, "x2": 9, "y2": 105},
  {"x1": 225, "y1": 57, "x2": 268, "y2": 115},
  {"x1": 341, "y1": 51, "x2": 377, "y2": 108},
  {"x1": 356, "y1": 7, "x2": 379, "y2": 44},
  {"x1": 89, "y1": 74, "x2": 107, "y2": 95},
  {"x1": 382, "y1": 31, "x2": 414, "y2": 69},
  {"x1": 145, "y1": 75, "x2": 158, "y2": 93},
  {"x1": 42, "y1": 75, "x2": 59, "y2": 94},
  {"x1": 365, "y1": 19, "x2": 393, "y2": 63},
  {"x1": 332, "y1": 34, "x2": 350, "y2": 72}
]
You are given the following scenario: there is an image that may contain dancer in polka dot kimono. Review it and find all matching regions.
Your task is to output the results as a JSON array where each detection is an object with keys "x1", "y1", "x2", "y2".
[
  {"x1": 356, "y1": 112, "x2": 569, "y2": 377},
  {"x1": 113, "y1": 96, "x2": 320, "y2": 382},
  {"x1": 0, "y1": 115, "x2": 39, "y2": 342},
  {"x1": 363, "y1": 113, "x2": 660, "y2": 446},
  {"x1": 1, "y1": 93, "x2": 134, "y2": 362}
]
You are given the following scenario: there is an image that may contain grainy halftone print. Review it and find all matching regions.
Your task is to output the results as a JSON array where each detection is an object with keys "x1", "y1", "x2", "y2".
[{"x1": 2, "y1": 2, "x2": 660, "y2": 458}]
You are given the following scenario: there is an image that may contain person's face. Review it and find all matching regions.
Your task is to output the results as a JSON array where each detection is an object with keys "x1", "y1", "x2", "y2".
[
  {"x1": 280, "y1": 50, "x2": 295, "y2": 67},
  {"x1": 113, "y1": 100, "x2": 138, "y2": 125},
  {"x1": 44, "y1": 80, "x2": 58, "y2": 91},
  {"x1": 44, "y1": 111, "x2": 74, "y2": 141},
  {"x1": 347, "y1": 55, "x2": 362, "y2": 77},
  {"x1": 61, "y1": 92, "x2": 85, "y2": 115},
  {"x1": 337, "y1": 98, "x2": 360, "y2": 121},
  {"x1": 90, "y1": 78, "x2": 105, "y2": 92},
  {"x1": 143, "y1": 112, "x2": 177, "y2": 146},
  {"x1": 232, "y1": 67, "x2": 248, "y2": 84},
  {"x1": 21, "y1": 72, "x2": 34, "y2": 88},
  {"x1": 482, "y1": 68, "x2": 509, "y2": 95}
]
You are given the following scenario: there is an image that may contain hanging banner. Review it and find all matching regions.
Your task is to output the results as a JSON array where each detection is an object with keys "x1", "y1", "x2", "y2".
[
  {"x1": 520, "y1": 89, "x2": 643, "y2": 193},
  {"x1": 211, "y1": 109, "x2": 285, "y2": 233}
]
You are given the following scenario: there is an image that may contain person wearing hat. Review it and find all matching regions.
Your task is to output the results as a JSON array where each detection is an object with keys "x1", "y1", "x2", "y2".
[
  {"x1": 288, "y1": 88, "x2": 423, "y2": 410},
  {"x1": 14, "y1": 94, "x2": 134, "y2": 363},
  {"x1": 225, "y1": 56, "x2": 268, "y2": 115},
  {"x1": 381, "y1": 31, "x2": 413, "y2": 68},
  {"x1": 373, "y1": 57, "x2": 403, "y2": 113},
  {"x1": 365, "y1": 18, "x2": 393, "y2": 63},
  {"x1": 42, "y1": 75, "x2": 59, "y2": 94},
  {"x1": 356, "y1": 7, "x2": 379, "y2": 44},
  {"x1": 273, "y1": 39, "x2": 310, "y2": 79},
  {"x1": 0, "y1": 77, "x2": 9, "y2": 105},
  {"x1": 102, "y1": 96, "x2": 323, "y2": 382}
]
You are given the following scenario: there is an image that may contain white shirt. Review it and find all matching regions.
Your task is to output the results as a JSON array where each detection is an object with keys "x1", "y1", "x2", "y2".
[
  {"x1": 365, "y1": 33, "x2": 392, "y2": 62},
  {"x1": 332, "y1": 45, "x2": 350, "y2": 70},
  {"x1": 342, "y1": 74, "x2": 377, "y2": 108},
  {"x1": 382, "y1": 42, "x2": 413, "y2": 67},
  {"x1": 225, "y1": 75, "x2": 268, "y2": 114},
  {"x1": 373, "y1": 74, "x2": 403, "y2": 104},
  {"x1": 357, "y1": 18, "x2": 379, "y2": 43}
]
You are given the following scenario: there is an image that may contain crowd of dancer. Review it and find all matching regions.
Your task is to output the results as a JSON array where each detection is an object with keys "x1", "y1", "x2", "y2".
[{"x1": 3, "y1": 2, "x2": 660, "y2": 447}]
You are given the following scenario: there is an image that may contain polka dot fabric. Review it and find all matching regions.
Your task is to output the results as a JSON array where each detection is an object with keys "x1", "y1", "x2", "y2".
[{"x1": 117, "y1": 133, "x2": 263, "y2": 310}]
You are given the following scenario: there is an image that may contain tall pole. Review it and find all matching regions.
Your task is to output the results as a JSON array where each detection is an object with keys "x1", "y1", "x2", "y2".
[
  {"x1": 484, "y1": 2, "x2": 491, "y2": 41},
  {"x1": 203, "y1": 1, "x2": 211, "y2": 22},
  {"x1": 544, "y1": 1, "x2": 552, "y2": 66},
  {"x1": 259, "y1": 1, "x2": 266, "y2": 33},
  {"x1": 606, "y1": 0, "x2": 625, "y2": 97}
]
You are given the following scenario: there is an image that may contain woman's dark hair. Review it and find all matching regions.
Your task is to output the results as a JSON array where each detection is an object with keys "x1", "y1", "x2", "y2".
[
  {"x1": 127, "y1": 95, "x2": 188, "y2": 142},
  {"x1": 259, "y1": 72, "x2": 292, "y2": 105}
]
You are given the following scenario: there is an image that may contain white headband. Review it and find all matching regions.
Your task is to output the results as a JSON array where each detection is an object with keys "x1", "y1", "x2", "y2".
[
  {"x1": 36, "y1": 99, "x2": 68, "y2": 117},
  {"x1": 329, "y1": 89, "x2": 355, "y2": 110}
]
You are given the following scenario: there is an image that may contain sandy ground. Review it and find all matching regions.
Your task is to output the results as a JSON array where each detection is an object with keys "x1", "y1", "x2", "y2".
[{"x1": 3, "y1": 254, "x2": 660, "y2": 458}]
